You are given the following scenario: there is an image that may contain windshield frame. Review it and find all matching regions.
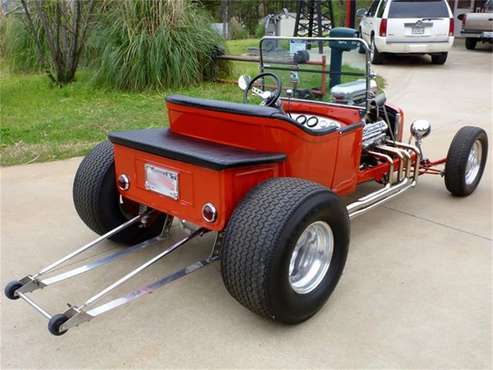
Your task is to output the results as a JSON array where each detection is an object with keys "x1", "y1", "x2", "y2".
[{"x1": 259, "y1": 36, "x2": 373, "y2": 113}]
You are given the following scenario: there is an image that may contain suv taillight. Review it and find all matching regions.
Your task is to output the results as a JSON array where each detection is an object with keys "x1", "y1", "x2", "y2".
[
  {"x1": 449, "y1": 17, "x2": 455, "y2": 36},
  {"x1": 379, "y1": 18, "x2": 388, "y2": 37},
  {"x1": 462, "y1": 14, "x2": 467, "y2": 27}
]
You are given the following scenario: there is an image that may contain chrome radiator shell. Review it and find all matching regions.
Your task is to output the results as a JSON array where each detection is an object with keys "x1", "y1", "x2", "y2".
[{"x1": 330, "y1": 79, "x2": 377, "y2": 106}]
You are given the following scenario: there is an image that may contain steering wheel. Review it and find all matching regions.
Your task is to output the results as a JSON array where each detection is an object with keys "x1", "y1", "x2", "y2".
[{"x1": 243, "y1": 72, "x2": 282, "y2": 108}]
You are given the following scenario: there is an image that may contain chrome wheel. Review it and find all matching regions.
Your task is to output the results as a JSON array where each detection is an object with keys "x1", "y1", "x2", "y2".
[
  {"x1": 465, "y1": 140, "x2": 482, "y2": 185},
  {"x1": 288, "y1": 221, "x2": 334, "y2": 295}
]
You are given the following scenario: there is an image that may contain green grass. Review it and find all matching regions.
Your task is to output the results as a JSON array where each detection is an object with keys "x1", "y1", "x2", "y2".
[
  {"x1": 0, "y1": 67, "x2": 242, "y2": 166},
  {"x1": 1, "y1": 38, "x2": 384, "y2": 166},
  {"x1": 225, "y1": 38, "x2": 260, "y2": 55}
]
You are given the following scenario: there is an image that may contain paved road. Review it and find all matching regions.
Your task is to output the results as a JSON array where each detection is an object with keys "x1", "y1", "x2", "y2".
[{"x1": 1, "y1": 40, "x2": 492, "y2": 369}]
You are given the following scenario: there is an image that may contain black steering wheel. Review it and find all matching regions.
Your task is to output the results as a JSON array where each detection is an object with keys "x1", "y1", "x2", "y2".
[{"x1": 243, "y1": 72, "x2": 282, "y2": 108}]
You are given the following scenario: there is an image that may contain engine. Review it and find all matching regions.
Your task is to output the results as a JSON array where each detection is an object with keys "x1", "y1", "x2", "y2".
[
  {"x1": 330, "y1": 79, "x2": 378, "y2": 107},
  {"x1": 362, "y1": 120, "x2": 388, "y2": 149}
]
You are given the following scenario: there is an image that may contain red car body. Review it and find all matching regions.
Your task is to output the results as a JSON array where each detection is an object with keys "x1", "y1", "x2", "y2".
[{"x1": 112, "y1": 97, "x2": 405, "y2": 231}]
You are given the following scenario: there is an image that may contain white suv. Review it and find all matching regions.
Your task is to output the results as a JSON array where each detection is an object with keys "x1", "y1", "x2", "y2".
[{"x1": 357, "y1": 0, "x2": 455, "y2": 65}]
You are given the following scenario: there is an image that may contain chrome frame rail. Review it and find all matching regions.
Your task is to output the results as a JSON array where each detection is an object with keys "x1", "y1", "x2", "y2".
[{"x1": 6, "y1": 214, "x2": 215, "y2": 335}]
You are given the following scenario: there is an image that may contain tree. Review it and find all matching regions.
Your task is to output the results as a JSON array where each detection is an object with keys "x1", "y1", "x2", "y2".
[{"x1": 20, "y1": 0, "x2": 97, "y2": 85}]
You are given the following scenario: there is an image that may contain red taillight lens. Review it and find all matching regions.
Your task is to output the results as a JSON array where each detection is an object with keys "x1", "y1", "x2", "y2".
[
  {"x1": 449, "y1": 17, "x2": 455, "y2": 36},
  {"x1": 462, "y1": 14, "x2": 466, "y2": 27},
  {"x1": 202, "y1": 203, "x2": 217, "y2": 223},
  {"x1": 379, "y1": 18, "x2": 387, "y2": 37}
]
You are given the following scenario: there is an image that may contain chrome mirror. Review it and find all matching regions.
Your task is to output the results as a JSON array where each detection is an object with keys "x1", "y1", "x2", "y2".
[
  {"x1": 238, "y1": 75, "x2": 252, "y2": 91},
  {"x1": 356, "y1": 8, "x2": 367, "y2": 17},
  {"x1": 289, "y1": 71, "x2": 300, "y2": 84}
]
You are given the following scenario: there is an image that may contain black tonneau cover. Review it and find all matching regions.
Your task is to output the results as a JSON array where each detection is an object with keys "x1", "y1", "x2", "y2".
[{"x1": 109, "y1": 128, "x2": 286, "y2": 170}]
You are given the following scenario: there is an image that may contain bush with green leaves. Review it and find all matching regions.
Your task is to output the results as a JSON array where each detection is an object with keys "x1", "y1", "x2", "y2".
[
  {"x1": 92, "y1": 0, "x2": 228, "y2": 91},
  {"x1": 255, "y1": 20, "x2": 265, "y2": 39},
  {"x1": 229, "y1": 17, "x2": 249, "y2": 40}
]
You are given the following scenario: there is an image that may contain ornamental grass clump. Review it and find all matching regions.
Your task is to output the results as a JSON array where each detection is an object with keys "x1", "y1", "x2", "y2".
[
  {"x1": 0, "y1": 15, "x2": 48, "y2": 72},
  {"x1": 92, "y1": 0, "x2": 226, "y2": 91}
]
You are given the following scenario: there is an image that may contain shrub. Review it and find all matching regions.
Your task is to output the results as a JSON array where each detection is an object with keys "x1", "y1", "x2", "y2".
[
  {"x1": 255, "y1": 20, "x2": 265, "y2": 39},
  {"x1": 229, "y1": 17, "x2": 249, "y2": 40},
  {"x1": 0, "y1": 15, "x2": 48, "y2": 72},
  {"x1": 92, "y1": 0, "x2": 227, "y2": 91}
]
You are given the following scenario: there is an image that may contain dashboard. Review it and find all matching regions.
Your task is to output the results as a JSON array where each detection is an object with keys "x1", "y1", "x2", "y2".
[{"x1": 290, "y1": 113, "x2": 342, "y2": 132}]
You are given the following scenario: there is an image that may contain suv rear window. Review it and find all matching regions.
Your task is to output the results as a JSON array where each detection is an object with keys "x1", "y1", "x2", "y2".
[{"x1": 388, "y1": 0, "x2": 449, "y2": 18}]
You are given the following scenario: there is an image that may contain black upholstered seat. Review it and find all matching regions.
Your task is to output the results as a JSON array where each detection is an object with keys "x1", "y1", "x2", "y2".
[
  {"x1": 165, "y1": 95, "x2": 341, "y2": 136},
  {"x1": 166, "y1": 95, "x2": 289, "y2": 119},
  {"x1": 109, "y1": 128, "x2": 286, "y2": 170}
]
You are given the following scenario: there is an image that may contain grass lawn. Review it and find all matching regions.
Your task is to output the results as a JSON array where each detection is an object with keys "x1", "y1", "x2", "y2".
[
  {"x1": 1, "y1": 38, "x2": 384, "y2": 166},
  {"x1": 0, "y1": 67, "x2": 243, "y2": 166}
]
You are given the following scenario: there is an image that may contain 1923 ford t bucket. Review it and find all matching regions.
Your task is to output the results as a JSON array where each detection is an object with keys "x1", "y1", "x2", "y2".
[{"x1": 5, "y1": 31, "x2": 488, "y2": 335}]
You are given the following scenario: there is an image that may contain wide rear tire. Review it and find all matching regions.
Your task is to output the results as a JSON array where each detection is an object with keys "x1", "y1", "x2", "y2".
[
  {"x1": 221, "y1": 178, "x2": 350, "y2": 324},
  {"x1": 444, "y1": 126, "x2": 488, "y2": 197},
  {"x1": 73, "y1": 141, "x2": 171, "y2": 244}
]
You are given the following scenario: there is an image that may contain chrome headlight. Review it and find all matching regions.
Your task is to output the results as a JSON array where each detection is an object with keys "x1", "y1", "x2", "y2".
[{"x1": 410, "y1": 120, "x2": 431, "y2": 140}]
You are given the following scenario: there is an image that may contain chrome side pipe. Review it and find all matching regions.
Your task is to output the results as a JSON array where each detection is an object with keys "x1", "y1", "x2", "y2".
[
  {"x1": 348, "y1": 179, "x2": 415, "y2": 219},
  {"x1": 347, "y1": 141, "x2": 420, "y2": 219}
]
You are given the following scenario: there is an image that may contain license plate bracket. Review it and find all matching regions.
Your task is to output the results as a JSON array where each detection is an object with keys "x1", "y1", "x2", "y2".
[
  {"x1": 412, "y1": 27, "x2": 425, "y2": 35},
  {"x1": 144, "y1": 164, "x2": 179, "y2": 200}
]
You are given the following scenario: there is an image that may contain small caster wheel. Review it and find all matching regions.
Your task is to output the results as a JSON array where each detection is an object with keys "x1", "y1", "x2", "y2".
[
  {"x1": 48, "y1": 314, "x2": 69, "y2": 336},
  {"x1": 4, "y1": 280, "x2": 22, "y2": 300}
]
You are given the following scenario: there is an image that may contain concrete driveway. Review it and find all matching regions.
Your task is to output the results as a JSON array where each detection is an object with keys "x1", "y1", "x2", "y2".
[{"x1": 1, "y1": 40, "x2": 492, "y2": 369}]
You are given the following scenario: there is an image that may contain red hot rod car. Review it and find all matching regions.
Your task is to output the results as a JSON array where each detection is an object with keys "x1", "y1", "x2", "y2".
[{"x1": 5, "y1": 34, "x2": 488, "y2": 335}]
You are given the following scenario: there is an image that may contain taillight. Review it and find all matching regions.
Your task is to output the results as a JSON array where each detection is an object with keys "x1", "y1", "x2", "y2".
[
  {"x1": 462, "y1": 14, "x2": 466, "y2": 27},
  {"x1": 449, "y1": 17, "x2": 455, "y2": 36},
  {"x1": 379, "y1": 18, "x2": 388, "y2": 37}
]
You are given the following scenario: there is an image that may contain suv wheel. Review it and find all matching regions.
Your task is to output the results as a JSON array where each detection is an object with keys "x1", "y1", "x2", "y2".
[
  {"x1": 431, "y1": 52, "x2": 448, "y2": 65},
  {"x1": 370, "y1": 36, "x2": 385, "y2": 65},
  {"x1": 465, "y1": 38, "x2": 477, "y2": 50}
]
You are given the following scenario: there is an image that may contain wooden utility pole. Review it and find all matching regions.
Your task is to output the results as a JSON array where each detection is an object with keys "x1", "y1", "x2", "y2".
[{"x1": 221, "y1": 0, "x2": 230, "y2": 39}]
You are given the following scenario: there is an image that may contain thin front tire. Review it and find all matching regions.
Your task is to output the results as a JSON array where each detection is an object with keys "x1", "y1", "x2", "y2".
[{"x1": 445, "y1": 126, "x2": 488, "y2": 196}]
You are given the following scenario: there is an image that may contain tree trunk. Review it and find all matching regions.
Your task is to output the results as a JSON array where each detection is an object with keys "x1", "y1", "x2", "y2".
[{"x1": 23, "y1": 0, "x2": 96, "y2": 85}]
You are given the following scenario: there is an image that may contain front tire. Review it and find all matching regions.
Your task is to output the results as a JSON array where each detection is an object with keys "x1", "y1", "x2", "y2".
[
  {"x1": 221, "y1": 178, "x2": 350, "y2": 324},
  {"x1": 444, "y1": 126, "x2": 488, "y2": 196},
  {"x1": 431, "y1": 52, "x2": 448, "y2": 65},
  {"x1": 73, "y1": 141, "x2": 172, "y2": 244},
  {"x1": 465, "y1": 38, "x2": 477, "y2": 50}
]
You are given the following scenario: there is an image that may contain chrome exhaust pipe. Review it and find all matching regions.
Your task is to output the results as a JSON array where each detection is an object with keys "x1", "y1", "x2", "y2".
[
  {"x1": 347, "y1": 141, "x2": 420, "y2": 219},
  {"x1": 387, "y1": 141, "x2": 421, "y2": 182},
  {"x1": 348, "y1": 179, "x2": 416, "y2": 219},
  {"x1": 376, "y1": 144, "x2": 406, "y2": 183}
]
